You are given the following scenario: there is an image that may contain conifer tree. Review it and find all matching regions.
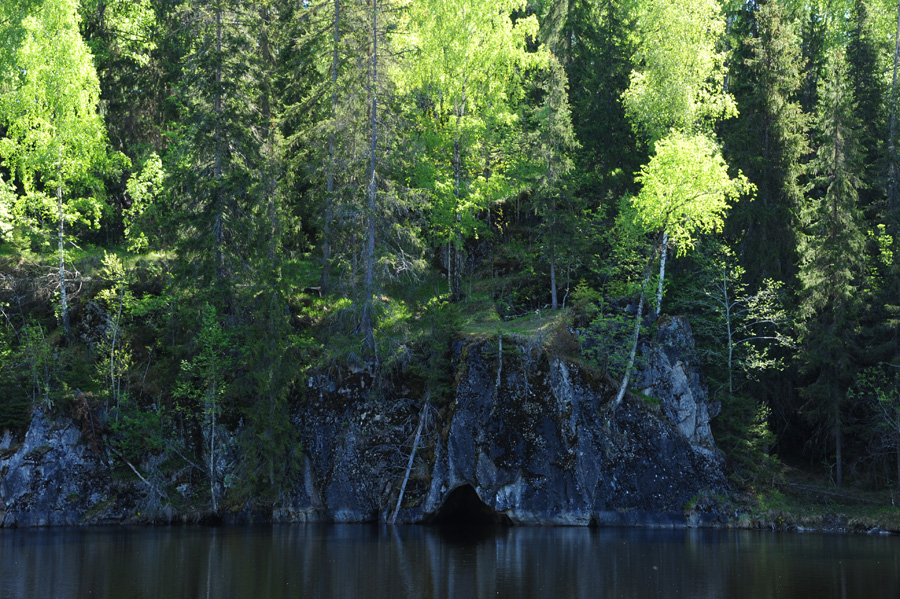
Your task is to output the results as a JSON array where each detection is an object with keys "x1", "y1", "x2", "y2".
[
  {"x1": 172, "y1": 0, "x2": 262, "y2": 304},
  {"x1": 846, "y1": 0, "x2": 888, "y2": 217},
  {"x1": 561, "y1": 0, "x2": 641, "y2": 196},
  {"x1": 235, "y1": 0, "x2": 301, "y2": 503},
  {"x1": 724, "y1": 0, "x2": 809, "y2": 290},
  {"x1": 798, "y1": 50, "x2": 868, "y2": 487}
]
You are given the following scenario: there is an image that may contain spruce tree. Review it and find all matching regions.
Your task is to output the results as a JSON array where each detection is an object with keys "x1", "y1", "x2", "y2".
[
  {"x1": 846, "y1": 0, "x2": 888, "y2": 218},
  {"x1": 798, "y1": 51, "x2": 867, "y2": 487},
  {"x1": 723, "y1": 0, "x2": 809, "y2": 290},
  {"x1": 172, "y1": 0, "x2": 263, "y2": 304},
  {"x1": 550, "y1": 0, "x2": 641, "y2": 197}
]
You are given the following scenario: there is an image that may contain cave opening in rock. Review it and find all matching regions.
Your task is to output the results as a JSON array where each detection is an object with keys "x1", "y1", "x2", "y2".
[{"x1": 428, "y1": 485, "x2": 512, "y2": 528}]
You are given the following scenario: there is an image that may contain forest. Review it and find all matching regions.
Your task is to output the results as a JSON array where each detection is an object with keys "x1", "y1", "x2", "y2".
[{"x1": 3, "y1": 0, "x2": 900, "y2": 511}]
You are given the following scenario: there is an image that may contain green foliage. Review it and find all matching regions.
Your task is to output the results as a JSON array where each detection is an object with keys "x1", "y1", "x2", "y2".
[
  {"x1": 2, "y1": 0, "x2": 900, "y2": 500},
  {"x1": 406, "y1": 298, "x2": 461, "y2": 405},
  {"x1": 175, "y1": 303, "x2": 230, "y2": 419},
  {"x1": 723, "y1": 0, "x2": 809, "y2": 287},
  {"x1": 673, "y1": 243, "x2": 792, "y2": 398},
  {"x1": 632, "y1": 132, "x2": 749, "y2": 255},
  {"x1": 0, "y1": 0, "x2": 109, "y2": 212},
  {"x1": 20, "y1": 320, "x2": 57, "y2": 407},
  {"x1": 403, "y1": 0, "x2": 546, "y2": 300},
  {"x1": 0, "y1": 175, "x2": 14, "y2": 242},
  {"x1": 0, "y1": 324, "x2": 31, "y2": 431},
  {"x1": 581, "y1": 301, "x2": 644, "y2": 381},
  {"x1": 92, "y1": 252, "x2": 135, "y2": 417},
  {"x1": 174, "y1": 302, "x2": 231, "y2": 509},
  {"x1": 623, "y1": 0, "x2": 736, "y2": 144},
  {"x1": 570, "y1": 280, "x2": 602, "y2": 323},
  {"x1": 79, "y1": 0, "x2": 158, "y2": 67},
  {"x1": 108, "y1": 394, "x2": 166, "y2": 464},
  {"x1": 124, "y1": 153, "x2": 166, "y2": 253},
  {"x1": 797, "y1": 49, "x2": 869, "y2": 486}
]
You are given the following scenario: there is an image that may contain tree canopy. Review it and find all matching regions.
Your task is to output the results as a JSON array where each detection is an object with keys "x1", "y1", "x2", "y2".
[{"x1": 4, "y1": 0, "x2": 900, "y2": 506}]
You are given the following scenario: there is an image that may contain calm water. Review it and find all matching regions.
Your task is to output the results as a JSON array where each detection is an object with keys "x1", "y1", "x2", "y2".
[{"x1": 1, "y1": 524, "x2": 898, "y2": 599}]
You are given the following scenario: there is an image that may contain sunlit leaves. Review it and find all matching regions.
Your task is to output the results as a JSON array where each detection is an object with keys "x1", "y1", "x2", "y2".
[
  {"x1": 0, "y1": 0, "x2": 107, "y2": 202},
  {"x1": 404, "y1": 0, "x2": 546, "y2": 239},
  {"x1": 632, "y1": 132, "x2": 749, "y2": 255},
  {"x1": 80, "y1": 0, "x2": 157, "y2": 66},
  {"x1": 623, "y1": 0, "x2": 736, "y2": 144},
  {"x1": 124, "y1": 153, "x2": 166, "y2": 252}
]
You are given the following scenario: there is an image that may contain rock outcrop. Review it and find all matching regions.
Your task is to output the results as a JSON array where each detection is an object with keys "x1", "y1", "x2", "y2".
[
  {"x1": 280, "y1": 316, "x2": 725, "y2": 526},
  {"x1": 0, "y1": 409, "x2": 121, "y2": 526},
  {"x1": 3, "y1": 316, "x2": 726, "y2": 527},
  {"x1": 636, "y1": 316, "x2": 720, "y2": 452}
]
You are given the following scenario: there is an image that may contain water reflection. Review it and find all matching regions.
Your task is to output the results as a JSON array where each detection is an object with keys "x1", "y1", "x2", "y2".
[{"x1": 1, "y1": 525, "x2": 898, "y2": 599}]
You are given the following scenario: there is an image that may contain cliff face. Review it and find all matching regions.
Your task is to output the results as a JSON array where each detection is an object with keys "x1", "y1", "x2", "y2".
[
  {"x1": 1, "y1": 316, "x2": 726, "y2": 527},
  {"x1": 0, "y1": 408, "x2": 123, "y2": 526},
  {"x1": 279, "y1": 316, "x2": 725, "y2": 526}
]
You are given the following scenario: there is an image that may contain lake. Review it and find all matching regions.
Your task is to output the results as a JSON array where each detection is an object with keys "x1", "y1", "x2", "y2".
[{"x1": 1, "y1": 524, "x2": 898, "y2": 599}]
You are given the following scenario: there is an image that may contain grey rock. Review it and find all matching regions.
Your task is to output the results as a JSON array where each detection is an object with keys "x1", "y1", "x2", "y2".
[
  {"x1": 3, "y1": 317, "x2": 725, "y2": 528},
  {"x1": 0, "y1": 409, "x2": 117, "y2": 527},
  {"x1": 637, "y1": 316, "x2": 720, "y2": 451},
  {"x1": 290, "y1": 317, "x2": 725, "y2": 526}
]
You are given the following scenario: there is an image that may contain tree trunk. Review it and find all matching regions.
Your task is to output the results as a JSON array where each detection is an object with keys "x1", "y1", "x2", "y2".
[
  {"x1": 547, "y1": 87, "x2": 558, "y2": 311},
  {"x1": 110, "y1": 280, "x2": 125, "y2": 421},
  {"x1": 389, "y1": 395, "x2": 429, "y2": 525},
  {"x1": 550, "y1": 246, "x2": 558, "y2": 310},
  {"x1": 655, "y1": 231, "x2": 668, "y2": 316},
  {"x1": 452, "y1": 134, "x2": 462, "y2": 302},
  {"x1": 57, "y1": 185, "x2": 70, "y2": 338},
  {"x1": 834, "y1": 404, "x2": 843, "y2": 487},
  {"x1": 451, "y1": 84, "x2": 466, "y2": 303},
  {"x1": 322, "y1": 0, "x2": 340, "y2": 292},
  {"x1": 209, "y1": 387, "x2": 218, "y2": 512},
  {"x1": 214, "y1": 7, "x2": 225, "y2": 283},
  {"x1": 362, "y1": 0, "x2": 378, "y2": 352},
  {"x1": 613, "y1": 247, "x2": 659, "y2": 410},
  {"x1": 724, "y1": 269, "x2": 734, "y2": 395},
  {"x1": 888, "y1": 1, "x2": 900, "y2": 214}
]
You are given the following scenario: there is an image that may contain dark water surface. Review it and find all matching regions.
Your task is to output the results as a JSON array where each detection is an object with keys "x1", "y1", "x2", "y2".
[{"x1": 1, "y1": 524, "x2": 899, "y2": 599}]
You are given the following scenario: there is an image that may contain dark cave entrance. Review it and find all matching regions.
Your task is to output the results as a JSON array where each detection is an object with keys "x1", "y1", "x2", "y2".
[{"x1": 428, "y1": 485, "x2": 512, "y2": 529}]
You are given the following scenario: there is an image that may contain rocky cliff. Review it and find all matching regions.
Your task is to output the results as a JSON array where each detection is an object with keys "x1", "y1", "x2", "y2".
[
  {"x1": 279, "y1": 316, "x2": 725, "y2": 526},
  {"x1": 1, "y1": 316, "x2": 726, "y2": 527}
]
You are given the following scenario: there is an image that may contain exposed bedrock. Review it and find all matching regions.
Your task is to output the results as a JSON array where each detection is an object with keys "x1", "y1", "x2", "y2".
[
  {"x1": 280, "y1": 316, "x2": 725, "y2": 526},
  {"x1": 1, "y1": 316, "x2": 725, "y2": 527}
]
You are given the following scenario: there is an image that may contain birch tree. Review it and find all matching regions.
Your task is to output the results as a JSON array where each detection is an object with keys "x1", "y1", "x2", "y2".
[
  {"x1": 0, "y1": 0, "x2": 110, "y2": 338},
  {"x1": 404, "y1": 0, "x2": 542, "y2": 301},
  {"x1": 614, "y1": 0, "x2": 744, "y2": 409}
]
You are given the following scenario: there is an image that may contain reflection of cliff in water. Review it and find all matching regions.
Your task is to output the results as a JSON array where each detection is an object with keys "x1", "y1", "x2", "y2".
[{"x1": 2, "y1": 525, "x2": 898, "y2": 599}]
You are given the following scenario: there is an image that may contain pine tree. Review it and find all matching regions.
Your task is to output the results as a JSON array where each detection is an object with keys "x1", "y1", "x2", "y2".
[{"x1": 798, "y1": 50, "x2": 868, "y2": 487}]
